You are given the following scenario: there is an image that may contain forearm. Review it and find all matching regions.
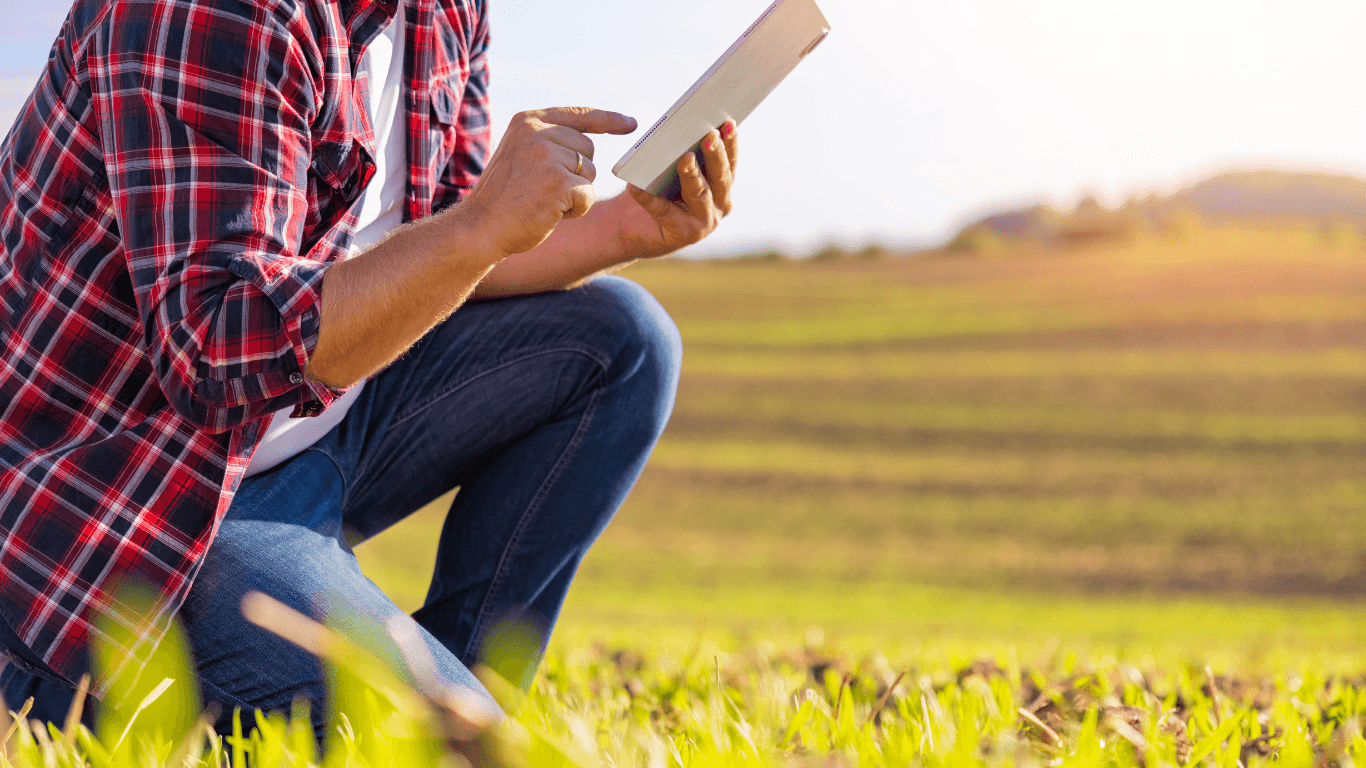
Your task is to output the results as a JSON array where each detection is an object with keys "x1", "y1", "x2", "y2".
[
  {"x1": 473, "y1": 194, "x2": 634, "y2": 297},
  {"x1": 304, "y1": 207, "x2": 500, "y2": 388},
  {"x1": 304, "y1": 105, "x2": 644, "y2": 388}
]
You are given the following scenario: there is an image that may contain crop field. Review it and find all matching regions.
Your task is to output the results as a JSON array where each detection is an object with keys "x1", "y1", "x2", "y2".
[
  {"x1": 358, "y1": 225, "x2": 1365, "y2": 620},
  {"x1": 4, "y1": 226, "x2": 1363, "y2": 766}
]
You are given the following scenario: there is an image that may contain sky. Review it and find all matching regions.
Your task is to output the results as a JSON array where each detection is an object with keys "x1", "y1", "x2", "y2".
[{"x1": 2, "y1": 0, "x2": 1365, "y2": 256}]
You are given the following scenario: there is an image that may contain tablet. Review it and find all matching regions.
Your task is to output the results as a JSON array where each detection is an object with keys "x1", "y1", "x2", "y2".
[{"x1": 611, "y1": 0, "x2": 831, "y2": 199}]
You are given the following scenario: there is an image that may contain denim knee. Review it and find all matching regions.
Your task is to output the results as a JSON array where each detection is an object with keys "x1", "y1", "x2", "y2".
[{"x1": 578, "y1": 275, "x2": 683, "y2": 420}]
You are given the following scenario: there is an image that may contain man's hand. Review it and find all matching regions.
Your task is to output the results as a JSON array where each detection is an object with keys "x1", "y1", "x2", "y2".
[
  {"x1": 454, "y1": 107, "x2": 638, "y2": 259},
  {"x1": 307, "y1": 106, "x2": 641, "y2": 388},
  {"x1": 616, "y1": 120, "x2": 739, "y2": 260}
]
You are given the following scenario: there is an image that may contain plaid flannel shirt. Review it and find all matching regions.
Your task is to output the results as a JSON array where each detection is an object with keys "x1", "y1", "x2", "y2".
[{"x1": 0, "y1": 0, "x2": 490, "y2": 689}]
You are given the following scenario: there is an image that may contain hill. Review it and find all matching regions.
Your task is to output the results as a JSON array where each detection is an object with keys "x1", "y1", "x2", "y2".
[
  {"x1": 946, "y1": 169, "x2": 1366, "y2": 253},
  {"x1": 1185, "y1": 169, "x2": 1366, "y2": 223}
]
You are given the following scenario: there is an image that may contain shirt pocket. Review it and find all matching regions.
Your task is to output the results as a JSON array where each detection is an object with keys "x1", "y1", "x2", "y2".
[
  {"x1": 311, "y1": 137, "x2": 371, "y2": 200},
  {"x1": 307, "y1": 134, "x2": 375, "y2": 242},
  {"x1": 427, "y1": 75, "x2": 467, "y2": 175},
  {"x1": 430, "y1": 78, "x2": 459, "y2": 127}
]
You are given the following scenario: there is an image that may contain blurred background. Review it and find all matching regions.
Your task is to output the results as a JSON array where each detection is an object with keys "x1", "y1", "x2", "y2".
[{"x1": 3, "y1": 1, "x2": 1363, "y2": 657}]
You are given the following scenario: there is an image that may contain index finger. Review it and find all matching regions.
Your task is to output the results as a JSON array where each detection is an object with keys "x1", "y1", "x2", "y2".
[{"x1": 530, "y1": 107, "x2": 638, "y2": 135}]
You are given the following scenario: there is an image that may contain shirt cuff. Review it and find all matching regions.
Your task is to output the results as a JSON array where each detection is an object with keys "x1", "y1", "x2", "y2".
[{"x1": 226, "y1": 253, "x2": 348, "y2": 417}]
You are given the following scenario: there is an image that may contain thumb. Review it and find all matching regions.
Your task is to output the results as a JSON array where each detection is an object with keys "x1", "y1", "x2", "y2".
[{"x1": 628, "y1": 184, "x2": 674, "y2": 219}]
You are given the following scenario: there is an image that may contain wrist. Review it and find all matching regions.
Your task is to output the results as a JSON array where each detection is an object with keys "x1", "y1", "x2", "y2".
[
  {"x1": 438, "y1": 201, "x2": 511, "y2": 269},
  {"x1": 602, "y1": 192, "x2": 641, "y2": 262}
]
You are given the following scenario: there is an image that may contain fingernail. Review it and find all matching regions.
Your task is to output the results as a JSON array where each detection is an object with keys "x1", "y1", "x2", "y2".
[{"x1": 719, "y1": 121, "x2": 735, "y2": 138}]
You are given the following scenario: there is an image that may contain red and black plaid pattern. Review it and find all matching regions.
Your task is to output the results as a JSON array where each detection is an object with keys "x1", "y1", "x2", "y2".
[{"x1": 0, "y1": 0, "x2": 489, "y2": 687}]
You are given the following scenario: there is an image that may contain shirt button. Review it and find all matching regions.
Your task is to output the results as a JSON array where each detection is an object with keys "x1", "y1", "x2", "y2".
[{"x1": 289, "y1": 373, "x2": 304, "y2": 384}]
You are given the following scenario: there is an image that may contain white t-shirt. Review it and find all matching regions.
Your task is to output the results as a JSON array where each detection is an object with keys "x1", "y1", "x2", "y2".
[{"x1": 245, "y1": 1, "x2": 408, "y2": 478}]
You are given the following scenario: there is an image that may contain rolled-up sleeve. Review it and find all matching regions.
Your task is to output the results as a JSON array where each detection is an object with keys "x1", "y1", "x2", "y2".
[
  {"x1": 90, "y1": 0, "x2": 342, "y2": 432},
  {"x1": 433, "y1": 7, "x2": 490, "y2": 212}
]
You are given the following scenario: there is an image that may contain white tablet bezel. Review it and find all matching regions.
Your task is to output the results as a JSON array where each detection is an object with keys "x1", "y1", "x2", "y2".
[{"x1": 611, "y1": 0, "x2": 831, "y2": 199}]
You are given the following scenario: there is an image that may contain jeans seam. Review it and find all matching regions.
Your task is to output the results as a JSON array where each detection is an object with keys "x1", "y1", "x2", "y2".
[
  {"x1": 388, "y1": 345, "x2": 611, "y2": 433},
  {"x1": 306, "y1": 446, "x2": 352, "y2": 514},
  {"x1": 462, "y1": 385, "x2": 604, "y2": 661}
]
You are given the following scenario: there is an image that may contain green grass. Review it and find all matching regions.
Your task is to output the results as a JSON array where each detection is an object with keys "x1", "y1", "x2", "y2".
[{"x1": 11, "y1": 612, "x2": 1366, "y2": 767}]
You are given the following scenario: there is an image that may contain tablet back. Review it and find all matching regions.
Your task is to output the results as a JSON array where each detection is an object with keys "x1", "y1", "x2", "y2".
[{"x1": 612, "y1": 0, "x2": 830, "y2": 199}]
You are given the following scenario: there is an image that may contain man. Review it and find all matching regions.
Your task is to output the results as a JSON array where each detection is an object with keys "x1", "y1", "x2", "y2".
[{"x1": 0, "y1": 0, "x2": 738, "y2": 732}]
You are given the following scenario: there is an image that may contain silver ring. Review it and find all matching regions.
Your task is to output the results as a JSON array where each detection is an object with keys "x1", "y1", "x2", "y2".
[{"x1": 574, "y1": 151, "x2": 584, "y2": 176}]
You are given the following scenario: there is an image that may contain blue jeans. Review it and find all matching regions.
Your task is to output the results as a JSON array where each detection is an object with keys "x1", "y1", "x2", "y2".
[{"x1": 1, "y1": 275, "x2": 682, "y2": 733}]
